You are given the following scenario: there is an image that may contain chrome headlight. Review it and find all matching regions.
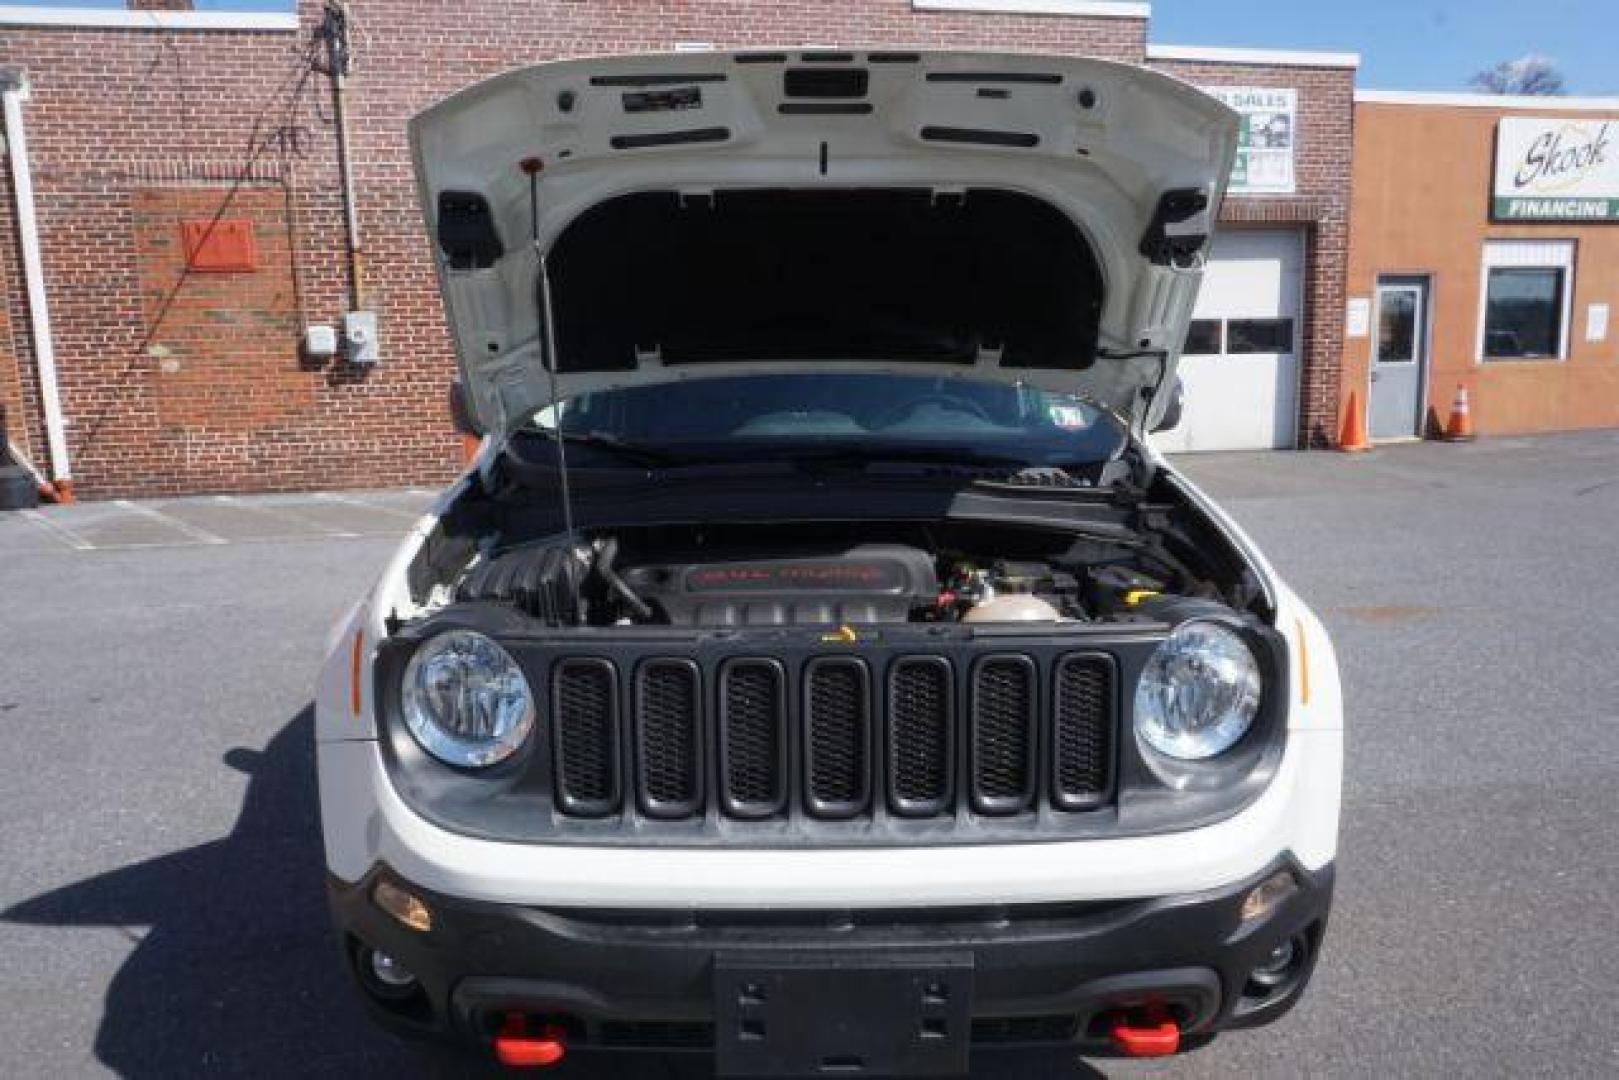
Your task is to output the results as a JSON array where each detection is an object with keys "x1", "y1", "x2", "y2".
[
  {"x1": 1134, "y1": 620, "x2": 1263, "y2": 761},
  {"x1": 401, "y1": 630, "x2": 535, "y2": 767}
]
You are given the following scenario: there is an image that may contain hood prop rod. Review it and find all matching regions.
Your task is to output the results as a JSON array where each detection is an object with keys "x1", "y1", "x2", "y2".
[
  {"x1": 536, "y1": 256, "x2": 575, "y2": 550},
  {"x1": 526, "y1": 159, "x2": 582, "y2": 622}
]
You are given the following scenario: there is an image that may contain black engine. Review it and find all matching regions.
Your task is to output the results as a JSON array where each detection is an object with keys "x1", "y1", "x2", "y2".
[
  {"x1": 457, "y1": 540, "x2": 940, "y2": 627},
  {"x1": 618, "y1": 544, "x2": 939, "y2": 626},
  {"x1": 449, "y1": 513, "x2": 1220, "y2": 629}
]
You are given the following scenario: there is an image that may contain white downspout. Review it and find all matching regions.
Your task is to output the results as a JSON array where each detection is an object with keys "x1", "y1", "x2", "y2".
[{"x1": 3, "y1": 72, "x2": 73, "y2": 498}]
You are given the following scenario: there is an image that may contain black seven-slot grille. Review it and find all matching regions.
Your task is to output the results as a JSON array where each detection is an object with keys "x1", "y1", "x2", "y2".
[
  {"x1": 551, "y1": 659, "x2": 620, "y2": 816},
  {"x1": 634, "y1": 659, "x2": 703, "y2": 818},
  {"x1": 718, "y1": 660, "x2": 788, "y2": 818},
  {"x1": 805, "y1": 658, "x2": 873, "y2": 819},
  {"x1": 970, "y1": 656, "x2": 1039, "y2": 814},
  {"x1": 549, "y1": 653, "x2": 1116, "y2": 822}
]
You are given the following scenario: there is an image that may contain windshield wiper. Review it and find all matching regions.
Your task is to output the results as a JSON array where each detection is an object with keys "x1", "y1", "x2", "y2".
[
  {"x1": 786, "y1": 447, "x2": 1035, "y2": 470},
  {"x1": 540, "y1": 430, "x2": 688, "y2": 467}
]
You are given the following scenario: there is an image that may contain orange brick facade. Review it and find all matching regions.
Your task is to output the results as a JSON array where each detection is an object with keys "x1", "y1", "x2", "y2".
[
  {"x1": 0, "y1": 3, "x2": 1352, "y2": 497},
  {"x1": 1345, "y1": 100, "x2": 1619, "y2": 439}
]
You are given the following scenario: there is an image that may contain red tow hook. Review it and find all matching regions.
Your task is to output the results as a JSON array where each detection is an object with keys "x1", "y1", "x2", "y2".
[
  {"x1": 493, "y1": 1013, "x2": 568, "y2": 1069},
  {"x1": 1109, "y1": 1005, "x2": 1181, "y2": 1058}
]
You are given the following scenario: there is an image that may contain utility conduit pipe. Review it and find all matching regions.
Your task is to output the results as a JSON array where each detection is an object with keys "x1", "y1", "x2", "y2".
[{"x1": 2, "y1": 71, "x2": 73, "y2": 501}]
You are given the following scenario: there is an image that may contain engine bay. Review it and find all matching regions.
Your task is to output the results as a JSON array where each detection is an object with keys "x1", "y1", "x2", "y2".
[
  {"x1": 442, "y1": 514, "x2": 1258, "y2": 630},
  {"x1": 377, "y1": 465, "x2": 1290, "y2": 847}
]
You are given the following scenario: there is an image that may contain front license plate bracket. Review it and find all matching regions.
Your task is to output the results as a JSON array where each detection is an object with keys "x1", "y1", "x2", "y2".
[{"x1": 714, "y1": 953, "x2": 974, "y2": 1078}]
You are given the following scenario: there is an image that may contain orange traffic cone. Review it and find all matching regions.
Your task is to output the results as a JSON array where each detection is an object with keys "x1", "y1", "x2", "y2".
[
  {"x1": 39, "y1": 479, "x2": 74, "y2": 504},
  {"x1": 1443, "y1": 384, "x2": 1476, "y2": 442},
  {"x1": 1337, "y1": 391, "x2": 1371, "y2": 453}
]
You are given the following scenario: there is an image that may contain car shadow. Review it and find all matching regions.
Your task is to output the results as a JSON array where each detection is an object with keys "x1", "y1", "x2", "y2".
[
  {"x1": 3, "y1": 706, "x2": 1110, "y2": 1079},
  {"x1": 1, "y1": 707, "x2": 481, "y2": 1078}
]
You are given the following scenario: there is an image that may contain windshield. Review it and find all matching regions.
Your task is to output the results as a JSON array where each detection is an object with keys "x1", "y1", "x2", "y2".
[{"x1": 522, "y1": 373, "x2": 1127, "y2": 467}]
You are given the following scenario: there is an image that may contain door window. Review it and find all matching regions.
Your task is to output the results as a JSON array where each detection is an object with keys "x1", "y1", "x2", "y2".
[{"x1": 1377, "y1": 289, "x2": 1418, "y2": 364}]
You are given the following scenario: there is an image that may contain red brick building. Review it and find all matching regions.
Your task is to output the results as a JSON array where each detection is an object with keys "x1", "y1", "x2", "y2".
[{"x1": 0, "y1": 2, "x2": 1357, "y2": 498}]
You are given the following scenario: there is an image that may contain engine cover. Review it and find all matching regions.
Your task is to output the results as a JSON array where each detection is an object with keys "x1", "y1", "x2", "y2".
[{"x1": 619, "y1": 544, "x2": 938, "y2": 626}]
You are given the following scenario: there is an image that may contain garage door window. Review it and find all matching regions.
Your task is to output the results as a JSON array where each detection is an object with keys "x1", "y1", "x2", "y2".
[
  {"x1": 1479, "y1": 241, "x2": 1574, "y2": 362},
  {"x1": 1227, "y1": 318, "x2": 1295, "y2": 354},
  {"x1": 1184, "y1": 319, "x2": 1223, "y2": 355}
]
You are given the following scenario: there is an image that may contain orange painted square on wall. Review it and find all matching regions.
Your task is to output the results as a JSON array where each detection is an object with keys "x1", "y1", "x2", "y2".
[{"x1": 181, "y1": 219, "x2": 257, "y2": 272}]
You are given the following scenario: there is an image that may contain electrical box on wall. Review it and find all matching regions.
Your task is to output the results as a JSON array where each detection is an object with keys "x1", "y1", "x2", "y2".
[
  {"x1": 303, "y1": 324, "x2": 338, "y2": 360},
  {"x1": 343, "y1": 311, "x2": 379, "y2": 365}
]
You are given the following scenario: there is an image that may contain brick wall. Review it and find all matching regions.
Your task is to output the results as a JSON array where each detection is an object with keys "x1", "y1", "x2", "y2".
[
  {"x1": 0, "y1": 17, "x2": 405, "y2": 497},
  {"x1": 0, "y1": 242, "x2": 23, "y2": 457},
  {"x1": 1147, "y1": 59, "x2": 1356, "y2": 449},
  {"x1": 0, "y1": 1, "x2": 1155, "y2": 497},
  {"x1": 1, "y1": 6, "x2": 1358, "y2": 491}
]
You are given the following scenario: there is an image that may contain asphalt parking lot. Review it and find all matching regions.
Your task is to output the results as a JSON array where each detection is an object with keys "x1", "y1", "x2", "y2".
[{"x1": 2, "y1": 431, "x2": 1617, "y2": 1078}]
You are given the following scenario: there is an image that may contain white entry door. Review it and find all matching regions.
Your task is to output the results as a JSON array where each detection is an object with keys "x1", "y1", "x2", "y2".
[{"x1": 1154, "y1": 229, "x2": 1304, "y2": 453}]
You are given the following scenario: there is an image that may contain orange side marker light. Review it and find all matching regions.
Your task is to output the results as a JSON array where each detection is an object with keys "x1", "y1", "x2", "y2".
[
  {"x1": 349, "y1": 627, "x2": 366, "y2": 718},
  {"x1": 1294, "y1": 618, "x2": 1311, "y2": 707}
]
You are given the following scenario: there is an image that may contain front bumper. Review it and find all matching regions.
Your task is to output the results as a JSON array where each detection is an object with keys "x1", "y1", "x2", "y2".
[
  {"x1": 331, "y1": 856, "x2": 1333, "y2": 1068},
  {"x1": 317, "y1": 725, "x2": 1342, "y2": 908}
]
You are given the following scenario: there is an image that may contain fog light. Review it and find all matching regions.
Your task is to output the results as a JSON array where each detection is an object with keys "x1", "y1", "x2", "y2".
[
  {"x1": 1240, "y1": 870, "x2": 1299, "y2": 924},
  {"x1": 1249, "y1": 939, "x2": 1297, "y2": 989},
  {"x1": 368, "y1": 948, "x2": 417, "y2": 989},
  {"x1": 355, "y1": 942, "x2": 423, "y2": 1004},
  {"x1": 373, "y1": 879, "x2": 433, "y2": 932}
]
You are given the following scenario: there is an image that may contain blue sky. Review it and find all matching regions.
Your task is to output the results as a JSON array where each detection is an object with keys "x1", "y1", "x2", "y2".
[
  {"x1": 1153, "y1": 0, "x2": 1617, "y2": 95},
  {"x1": 24, "y1": 1, "x2": 1618, "y2": 96}
]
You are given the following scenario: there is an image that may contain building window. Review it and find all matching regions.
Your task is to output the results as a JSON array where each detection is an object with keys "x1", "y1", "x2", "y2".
[
  {"x1": 1184, "y1": 320, "x2": 1223, "y2": 355},
  {"x1": 1479, "y1": 240, "x2": 1575, "y2": 362},
  {"x1": 1227, "y1": 318, "x2": 1296, "y2": 355},
  {"x1": 1483, "y1": 269, "x2": 1565, "y2": 360}
]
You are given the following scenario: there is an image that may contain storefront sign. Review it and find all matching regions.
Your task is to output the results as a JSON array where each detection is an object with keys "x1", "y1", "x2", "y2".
[
  {"x1": 1493, "y1": 118, "x2": 1619, "y2": 222},
  {"x1": 1206, "y1": 86, "x2": 1297, "y2": 195}
]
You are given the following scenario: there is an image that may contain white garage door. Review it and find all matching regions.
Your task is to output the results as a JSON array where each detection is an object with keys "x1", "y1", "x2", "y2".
[{"x1": 1154, "y1": 229, "x2": 1303, "y2": 453}]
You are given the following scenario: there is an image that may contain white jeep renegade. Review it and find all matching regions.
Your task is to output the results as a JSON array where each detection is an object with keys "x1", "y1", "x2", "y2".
[{"x1": 315, "y1": 49, "x2": 1343, "y2": 1076}]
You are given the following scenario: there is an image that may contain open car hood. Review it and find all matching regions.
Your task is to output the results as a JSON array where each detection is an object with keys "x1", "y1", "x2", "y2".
[{"x1": 411, "y1": 50, "x2": 1238, "y2": 436}]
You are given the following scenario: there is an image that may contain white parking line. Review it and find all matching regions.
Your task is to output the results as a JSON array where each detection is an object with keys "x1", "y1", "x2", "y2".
[
  {"x1": 114, "y1": 500, "x2": 229, "y2": 546},
  {"x1": 316, "y1": 491, "x2": 423, "y2": 521},
  {"x1": 213, "y1": 494, "x2": 358, "y2": 538},
  {"x1": 20, "y1": 510, "x2": 95, "y2": 551}
]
